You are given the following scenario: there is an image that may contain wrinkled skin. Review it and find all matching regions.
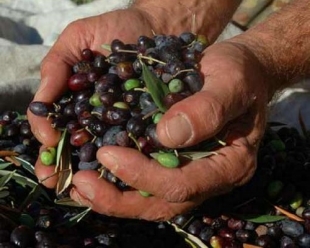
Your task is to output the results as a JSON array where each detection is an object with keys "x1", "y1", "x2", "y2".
[{"x1": 28, "y1": 9, "x2": 271, "y2": 221}]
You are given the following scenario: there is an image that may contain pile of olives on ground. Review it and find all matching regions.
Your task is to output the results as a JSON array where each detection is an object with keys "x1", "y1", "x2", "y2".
[
  {"x1": 28, "y1": 32, "x2": 212, "y2": 193},
  {"x1": 0, "y1": 110, "x2": 193, "y2": 248},
  {"x1": 171, "y1": 125, "x2": 310, "y2": 247}
]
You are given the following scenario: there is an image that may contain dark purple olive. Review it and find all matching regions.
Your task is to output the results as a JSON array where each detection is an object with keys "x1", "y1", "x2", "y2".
[
  {"x1": 79, "y1": 142, "x2": 97, "y2": 162},
  {"x1": 28, "y1": 101, "x2": 53, "y2": 117},
  {"x1": 68, "y1": 73, "x2": 92, "y2": 92},
  {"x1": 10, "y1": 225, "x2": 35, "y2": 248},
  {"x1": 101, "y1": 106, "x2": 131, "y2": 125}
]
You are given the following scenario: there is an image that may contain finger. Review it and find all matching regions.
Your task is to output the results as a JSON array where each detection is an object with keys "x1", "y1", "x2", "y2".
[
  {"x1": 97, "y1": 141, "x2": 256, "y2": 204},
  {"x1": 70, "y1": 170, "x2": 195, "y2": 221},
  {"x1": 27, "y1": 20, "x2": 90, "y2": 146},
  {"x1": 157, "y1": 48, "x2": 259, "y2": 148}
]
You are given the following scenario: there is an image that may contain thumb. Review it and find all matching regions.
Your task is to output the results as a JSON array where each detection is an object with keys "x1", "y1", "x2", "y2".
[{"x1": 157, "y1": 66, "x2": 253, "y2": 148}]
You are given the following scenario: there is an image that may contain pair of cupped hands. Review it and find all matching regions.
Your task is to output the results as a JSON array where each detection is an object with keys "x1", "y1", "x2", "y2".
[{"x1": 27, "y1": 8, "x2": 271, "y2": 221}]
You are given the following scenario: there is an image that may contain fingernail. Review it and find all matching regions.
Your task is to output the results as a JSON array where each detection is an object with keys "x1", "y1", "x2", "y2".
[
  {"x1": 74, "y1": 181, "x2": 95, "y2": 201},
  {"x1": 165, "y1": 113, "x2": 193, "y2": 146},
  {"x1": 100, "y1": 152, "x2": 119, "y2": 174}
]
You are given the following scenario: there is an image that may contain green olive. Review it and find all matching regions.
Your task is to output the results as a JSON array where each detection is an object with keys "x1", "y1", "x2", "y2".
[
  {"x1": 113, "y1": 101, "x2": 129, "y2": 109},
  {"x1": 152, "y1": 112, "x2": 163, "y2": 124},
  {"x1": 124, "y1": 78, "x2": 141, "y2": 91},
  {"x1": 267, "y1": 180, "x2": 284, "y2": 199},
  {"x1": 269, "y1": 139, "x2": 286, "y2": 152},
  {"x1": 157, "y1": 153, "x2": 180, "y2": 168},
  {"x1": 40, "y1": 147, "x2": 56, "y2": 166},
  {"x1": 89, "y1": 92, "x2": 102, "y2": 107},
  {"x1": 290, "y1": 192, "x2": 303, "y2": 210},
  {"x1": 139, "y1": 190, "x2": 151, "y2": 197},
  {"x1": 168, "y1": 78, "x2": 184, "y2": 93}
]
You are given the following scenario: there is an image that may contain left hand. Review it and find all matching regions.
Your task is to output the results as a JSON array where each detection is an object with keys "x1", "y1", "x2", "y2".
[{"x1": 69, "y1": 40, "x2": 271, "y2": 221}]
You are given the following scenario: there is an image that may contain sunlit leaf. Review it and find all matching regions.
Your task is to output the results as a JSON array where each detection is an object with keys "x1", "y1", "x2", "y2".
[
  {"x1": 236, "y1": 214, "x2": 286, "y2": 223},
  {"x1": 56, "y1": 139, "x2": 73, "y2": 195},
  {"x1": 55, "y1": 197, "x2": 87, "y2": 207},
  {"x1": 0, "y1": 161, "x2": 12, "y2": 170},
  {"x1": 0, "y1": 170, "x2": 50, "y2": 200},
  {"x1": 55, "y1": 207, "x2": 91, "y2": 228},
  {"x1": 56, "y1": 129, "x2": 68, "y2": 171},
  {"x1": 170, "y1": 223, "x2": 209, "y2": 248},
  {"x1": 142, "y1": 63, "x2": 169, "y2": 112},
  {"x1": 15, "y1": 157, "x2": 35, "y2": 175},
  {"x1": 0, "y1": 170, "x2": 14, "y2": 187},
  {"x1": 101, "y1": 44, "x2": 111, "y2": 52},
  {"x1": 179, "y1": 151, "x2": 217, "y2": 160},
  {"x1": 69, "y1": 207, "x2": 91, "y2": 223}
]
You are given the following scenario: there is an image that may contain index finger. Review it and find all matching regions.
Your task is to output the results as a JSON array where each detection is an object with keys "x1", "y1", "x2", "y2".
[
  {"x1": 27, "y1": 36, "x2": 80, "y2": 146},
  {"x1": 97, "y1": 135, "x2": 257, "y2": 203}
]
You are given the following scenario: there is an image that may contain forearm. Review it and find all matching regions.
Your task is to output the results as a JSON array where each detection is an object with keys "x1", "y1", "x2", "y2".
[
  {"x1": 232, "y1": 0, "x2": 310, "y2": 94},
  {"x1": 131, "y1": 0, "x2": 242, "y2": 43}
]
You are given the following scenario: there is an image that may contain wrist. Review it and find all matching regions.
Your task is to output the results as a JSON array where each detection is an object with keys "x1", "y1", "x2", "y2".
[
  {"x1": 229, "y1": 0, "x2": 310, "y2": 98},
  {"x1": 131, "y1": 0, "x2": 241, "y2": 43}
]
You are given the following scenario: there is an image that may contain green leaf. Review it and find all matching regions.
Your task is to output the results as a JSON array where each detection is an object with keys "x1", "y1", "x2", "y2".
[
  {"x1": 237, "y1": 214, "x2": 286, "y2": 223},
  {"x1": 0, "y1": 161, "x2": 12, "y2": 170},
  {"x1": 142, "y1": 63, "x2": 169, "y2": 112},
  {"x1": 56, "y1": 140, "x2": 73, "y2": 195},
  {"x1": 0, "y1": 170, "x2": 15, "y2": 187},
  {"x1": 56, "y1": 129, "x2": 68, "y2": 170},
  {"x1": 19, "y1": 184, "x2": 51, "y2": 211},
  {"x1": 55, "y1": 197, "x2": 86, "y2": 207},
  {"x1": 0, "y1": 190, "x2": 10, "y2": 198},
  {"x1": 169, "y1": 223, "x2": 209, "y2": 248},
  {"x1": 179, "y1": 151, "x2": 217, "y2": 160},
  {"x1": 0, "y1": 170, "x2": 50, "y2": 200},
  {"x1": 15, "y1": 157, "x2": 35, "y2": 175},
  {"x1": 101, "y1": 44, "x2": 111, "y2": 52},
  {"x1": 54, "y1": 207, "x2": 91, "y2": 228}
]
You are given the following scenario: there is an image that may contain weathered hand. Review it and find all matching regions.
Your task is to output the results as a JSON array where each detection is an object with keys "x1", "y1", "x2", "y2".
[
  {"x1": 68, "y1": 41, "x2": 271, "y2": 221},
  {"x1": 27, "y1": 8, "x2": 155, "y2": 187}
]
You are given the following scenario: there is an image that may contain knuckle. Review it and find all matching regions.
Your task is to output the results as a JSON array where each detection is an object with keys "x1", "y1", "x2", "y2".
[{"x1": 163, "y1": 182, "x2": 192, "y2": 203}]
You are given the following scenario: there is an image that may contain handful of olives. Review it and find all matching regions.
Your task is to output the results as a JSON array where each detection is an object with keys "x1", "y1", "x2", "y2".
[{"x1": 29, "y1": 32, "x2": 220, "y2": 196}]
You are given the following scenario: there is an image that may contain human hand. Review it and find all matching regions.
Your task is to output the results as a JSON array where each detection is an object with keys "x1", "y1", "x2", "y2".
[
  {"x1": 66, "y1": 41, "x2": 272, "y2": 221},
  {"x1": 28, "y1": 7, "x2": 272, "y2": 222},
  {"x1": 27, "y1": 8, "x2": 156, "y2": 186}
]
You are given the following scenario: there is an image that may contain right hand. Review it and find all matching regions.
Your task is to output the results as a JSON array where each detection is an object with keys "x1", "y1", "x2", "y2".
[{"x1": 27, "y1": 8, "x2": 157, "y2": 187}]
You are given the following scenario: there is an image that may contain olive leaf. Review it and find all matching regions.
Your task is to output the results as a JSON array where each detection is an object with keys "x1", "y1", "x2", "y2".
[
  {"x1": 56, "y1": 129, "x2": 68, "y2": 170},
  {"x1": 0, "y1": 190, "x2": 9, "y2": 198},
  {"x1": 15, "y1": 156, "x2": 35, "y2": 175},
  {"x1": 178, "y1": 151, "x2": 218, "y2": 160},
  {"x1": 101, "y1": 44, "x2": 111, "y2": 52},
  {"x1": 54, "y1": 207, "x2": 92, "y2": 228},
  {"x1": 170, "y1": 223, "x2": 209, "y2": 248},
  {"x1": 0, "y1": 170, "x2": 14, "y2": 187},
  {"x1": 55, "y1": 197, "x2": 87, "y2": 207},
  {"x1": 141, "y1": 63, "x2": 169, "y2": 113},
  {"x1": 235, "y1": 214, "x2": 286, "y2": 223},
  {"x1": 0, "y1": 170, "x2": 50, "y2": 200},
  {"x1": 0, "y1": 161, "x2": 12, "y2": 170},
  {"x1": 19, "y1": 184, "x2": 51, "y2": 211},
  {"x1": 56, "y1": 137, "x2": 73, "y2": 195}
]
